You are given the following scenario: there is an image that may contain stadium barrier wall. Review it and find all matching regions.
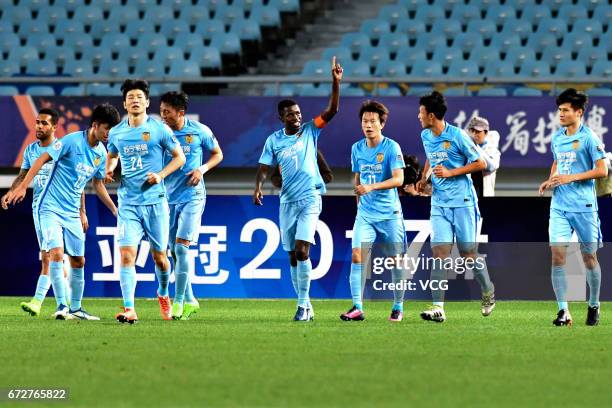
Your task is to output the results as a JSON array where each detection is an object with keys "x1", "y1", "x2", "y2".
[
  {"x1": 2, "y1": 194, "x2": 611, "y2": 301},
  {"x1": 2, "y1": 96, "x2": 610, "y2": 169}
]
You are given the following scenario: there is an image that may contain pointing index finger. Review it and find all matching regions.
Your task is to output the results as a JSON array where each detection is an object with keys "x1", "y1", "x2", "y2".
[{"x1": 332, "y1": 56, "x2": 336, "y2": 69}]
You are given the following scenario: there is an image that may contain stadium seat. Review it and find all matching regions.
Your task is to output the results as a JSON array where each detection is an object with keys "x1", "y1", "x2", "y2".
[
  {"x1": 142, "y1": 6, "x2": 175, "y2": 26},
  {"x1": 360, "y1": 19, "x2": 391, "y2": 41},
  {"x1": 379, "y1": 5, "x2": 408, "y2": 29},
  {"x1": 396, "y1": 47, "x2": 426, "y2": 67},
  {"x1": 216, "y1": 5, "x2": 244, "y2": 25},
  {"x1": 562, "y1": 32, "x2": 593, "y2": 53},
  {"x1": 149, "y1": 83, "x2": 181, "y2": 96},
  {"x1": 0, "y1": 33, "x2": 19, "y2": 54},
  {"x1": 124, "y1": 21, "x2": 156, "y2": 39},
  {"x1": 233, "y1": 0, "x2": 264, "y2": 12},
  {"x1": 444, "y1": 87, "x2": 470, "y2": 96},
  {"x1": 342, "y1": 60, "x2": 370, "y2": 76},
  {"x1": 554, "y1": 61, "x2": 586, "y2": 78},
  {"x1": 322, "y1": 47, "x2": 352, "y2": 64},
  {"x1": 486, "y1": 5, "x2": 516, "y2": 26},
  {"x1": 2, "y1": 6, "x2": 31, "y2": 23},
  {"x1": 35, "y1": 6, "x2": 67, "y2": 25},
  {"x1": 374, "y1": 60, "x2": 406, "y2": 77},
  {"x1": 519, "y1": 60, "x2": 551, "y2": 77},
  {"x1": 430, "y1": 20, "x2": 462, "y2": 40},
  {"x1": 526, "y1": 32, "x2": 557, "y2": 53},
  {"x1": 500, "y1": 18, "x2": 532, "y2": 41},
  {"x1": 63, "y1": 60, "x2": 94, "y2": 77},
  {"x1": 54, "y1": 21, "x2": 86, "y2": 43},
  {"x1": 438, "y1": 0, "x2": 462, "y2": 12},
  {"x1": 541, "y1": 47, "x2": 572, "y2": 67},
  {"x1": 600, "y1": 32, "x2": 612, "y2": 53},
  {"x1": 358, "y1": 46, "x2": 390, "y2": 69},
  {"x1": 397, "y1": 0, "x2": 427, "y2": 13},
  {"x1": 489, "y1": 33, "x2": 520, "y2": 52},
  {"x1": 504, "y1": 47, "x2": 536, "y2": 68},
  {"x1": 90, "y1": 20, "x2": 122, "y2": 41},
  {"x1": 0, "y1": 85, "x2": 18, "y2": 95},
  {"x1": 466, "y1": 20, "x2": 497, "y2": 41},
  {"x1": 178, "y1": 5, "x2": 211, "y2": 25},
  {"x1": 73, "y1": 5, "x2": 103, "y2": 27},
  {"x1": 230, "y1": 18, "x2": 262, "y2": 41},
  {"x1": 586, "y1": 87, "x2": 612, "y2": 97},
  {"x1": 378, "y1": 33, "x2": 408, "y2": 54},
  {"x1": 41, "y1": 45, "x2": 72, "y2": 68},
  {"x1": 174, "y1": 33, "x2": 205, "y2": 52},
  {"x1": 97, "y1": 60, "x2": 130, "y2": 78},
  {"x1": 160, "y1": 0, "x2": 192, "y2": 11},
  {"x1": 53, "y1": 0, "x2": 81, "y2": 13},
  {"x1": 88, "y1": 83, "x2": 117, "y2": 96},
  {"x1": 188, "y1": 46, "x2": 222, "y2": 70},
  {"x1": 17, "y1": 20, "x2": 50, "y2": 38},
  {"x1": 591, "y1": 61, "x2": 612, "y2": 77},
  {"x1": 340, "y1": 33, "x2": 370, "y2": 53},
  {"x1": 0, "y1": 60, "x2": 20, "y2": 76},
  {"x1": 263, "y1": 83, "x2": 296, "y2": 96},
  {"x1": 107, "y1": 6, "x2": 138, "y2": 26},
  {"x1": 483, "y1": 60, "x2": 514, "y2": 78},
  {"x1": 591, "y1": 4, "x2": 612, "y2": 26},
  {"x1": 101, "y1": 34, "x2": 132, "y2": 54},
  {"x1": 208, "y1": 0, "x2": 229, "y2": 11},
  {"x1": 302, "y1": 60, "x2": 329, "y2": 77},
  {"x1": 512, "y1": 87, "x2": 543, "y2": 96},
  {"x1": 134, "y1": 59, "x2": 165, "y2": 77},
  {"x1": 414, "y1": 5, "x2": 445, "y2": 25},
  {"x1": 449, "y1": 4, "x2": 480, "y2": 22},
  {"x1": 521, "y1": 5, "x2": 551, "y2": 25},
  {"x1": 469, "y1": 0, "x2": 501, "y2": 8},
  {"x1": 477, "y1": 88, "x2": 507, "y2": 96},
  {"x1": 26, "y1": 59, "x2": 57, "y2": 76},
  {"x1": 395, "y1": 19, "x2": 425, "y2": 40},
  {"x1": 577, "y1": 46, "x2": 607, "y2": 69},
  {"x1": 9, "y1": 46, "x2": 39, "y2": 67},
  {"x1": 376, "y1": 87, "x2": 402, "y2": 96},
  {"x1": 99, "y1": 0, "x2": 122, "y2": 12},
  {"x1": 301, "y1": 84, "x2": 332, "y2": 96},
  {"x1": 137, "y1": 33, "x2": 168, "y2": 54},
  {"x1": 210, "y1": 33, "x2": 241, "y2": 54},
  {"x1": 117, "y1": 48, "x2": 148, "y2": 68},
  {"x1": 557, "y1": 4, "x2": 588, "y2": 24},
  {"x1": 469, "y1": 47, "x2": 500, "y2": 68},
  {"x1": 168, "y1": 61, "x2": 201, "y2": 78},
  {"x1": 411, "y1": 60, "x2": 442, "y2": 77},
  {"x1": 539, "y1": 0, "x2": 565, "y2": 12},
  {"x1": 453, "y1": 33, "x2": 483, "y2": 53},
  {"x1": 415, "y1": 33, "x2": 446, "y2": 50},
  {"x1": 432, "y1": 45, "x2": 463, "y2": 68},
  {"x1": 152, "y1": 46, "x2": 185, "y2": 68},
  {"x1": 447, "y1": 60, "x2": 480, "y2": 78},
  {"x1": 405, "y1": 85, "x2": 432, "y2": 96},
  {"x1": 536, "y1": 18, "x2": 567, "y2": 40},
  {"x1": 194, "y1": 20, "x2": 225, "y2": 42},
  {"x1": 0, "y1": 21, "x2": 13, "y2": 36},
  {"x1": 161, "y1": 20, "x2": 191, "y2": 41},
  {"x1": 572, "y1": 19, "x2": 603, "y2": 40},
  {"x1": 25, "y1": 33, "x2": 55, "y2": 50},
  {"x1": 133, "y1": 0, "x2": 160, "y2": 12},
  {"x1": 26, "y1": 86, "x2": 55, "y2": 96},
  {"x1": 81, "y1": 47, "x2": 112, "y2": 67},
  {"x1": 268, "y1": 0, "x2": 300, "y2": 13},
  {"x1": 250, "y1": 6, "x2": 281, "y2": 27}
]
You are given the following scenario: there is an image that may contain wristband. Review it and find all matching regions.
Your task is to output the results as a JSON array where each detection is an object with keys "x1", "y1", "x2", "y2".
[{"x1": 198, "y1": 164, "x2": 209, "y2": 174}]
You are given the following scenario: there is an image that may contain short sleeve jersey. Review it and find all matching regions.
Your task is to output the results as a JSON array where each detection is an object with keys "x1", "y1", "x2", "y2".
[{"x1": 21, "y1": 139, "x2": 56, "y2": 209}]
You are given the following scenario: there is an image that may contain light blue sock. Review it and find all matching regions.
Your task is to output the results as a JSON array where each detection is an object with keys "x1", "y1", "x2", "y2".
[
  {"x1": 49, "y1": 261, "x2": 66, "y2": 306},
  {"x1": 64, "y1": 275, "x2": 71, "y2": 305},
  {"x1": 184, "y1": 274, "x2": 196, "y2": 303},
  {"x1": 431, "y1": 261, "x2": 447, "y2": 307},
  {"x1": 551, "y1": 265, "x2": 568, "y2": 310},
  {"x1": 69, "y1": 267, "x2": 84, "y2": 311},
  {"x1": 33, "y1": 274, "x2": 51, "y2": 302},
  {"x1": 350, "y1": 263, "x2": 363, "y2": 310},
  {"x1": 173, "y1": 244, "x2": 189, "y2": 304},
  {"x1": 473, "y1": 260, "x2": 494, "y2": 294},
  {"x1": 119, "y1": 266, "x2": 136, "y2": 308},
  {"x1": 392, "y1": 268, "x2": 404, "y2": 311},
  {"x1": 297, "y1": 259, "x2": 312, "y2": 308},
  {"x1": 155, "y1": 264, "x2": 170, "y2": 297},
  {"x1": 586, "y1": 264, "x2": 601, "y2": 308},
  {"x1": 290, "y1": 264, "x2": 298, "y2": 295}
]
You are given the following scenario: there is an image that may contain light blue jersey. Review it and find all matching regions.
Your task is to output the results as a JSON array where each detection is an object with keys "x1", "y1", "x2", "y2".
[
  {"x1": 259, "y1": 119, "x2": 326, "y2": 204},
  {"x1": 38, "y1": 131, "x2": 106, "y2": 217},
  {"x1": 421, "y1": 122, "x2": 480, "y2": 208},
  {"x1": 21, "y1": 138, "x2": 56, "y2": 208},
  {"x1": 551, "y1": 124, "x2": 606, "y2": 212},
  {"x1": 351, "y1": 136, "x2": 404, "y2": 221},
  {"x1": 108, "y1": 116, "x2": 179, "y2": 206},
  {"x1": 163, "y1": 118, "x2": 219, "y2": 204}
]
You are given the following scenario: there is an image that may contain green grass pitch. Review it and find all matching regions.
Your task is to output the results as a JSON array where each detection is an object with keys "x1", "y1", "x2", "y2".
[{"x1": 1, "y1": 298, "x2": 611, "y2": 408}]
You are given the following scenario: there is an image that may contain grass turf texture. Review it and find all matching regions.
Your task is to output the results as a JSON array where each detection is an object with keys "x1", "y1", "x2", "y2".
[{"x1": 1, "y1": 298, "x2": 611, "y2": 408}]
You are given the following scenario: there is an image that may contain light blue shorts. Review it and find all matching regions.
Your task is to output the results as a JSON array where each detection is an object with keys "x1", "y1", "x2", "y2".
[
  {"x1": 37, "y1": 209, "x2": 84, "y2": 256},
  {"x1": 549, "y1": 208, "x2": 602, "y2": 254},
  {"x1": 352, "y1": 214, "x2": 406, "y2": 255},
  {"x1": 279, "y1": 195, "x2": 322, "y2": 252},
  {"x1": 430, "y1": 205, "x2": 479, "y2": 252},
  {"x1": 169, "y1": 199, "x2": 205, "y2": 250},
  {"x1": 117, "y1": 201, "x2": 170, "y2": 251}
]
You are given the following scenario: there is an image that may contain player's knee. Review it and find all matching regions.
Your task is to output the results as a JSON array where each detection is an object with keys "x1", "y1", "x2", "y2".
[
  {"x1": 551, "y1": 251, "x2": 566, "y2": 266},
  {"x1": 152, "y1": 250, "x2": 169, "y2": 267},
  {"x1": 295, "y1": 248, "x2": 309, "y2": 262},
  {"x1": 120, "y1": 251, "x2": 136, "y2": 267},
  {"x1": 48, "y1": 248, "x2": 63, "y2": 263},
  {"x1": 432, "y1": 245, "x2": 450, "y2": 259},
  {"x1": 70, "y1": 256, "x2": 85, "y2": 269},
  {"x1": 582, "y1": 253, "x2": 598, "y2": 269},
  {"x1": 174, "y1": 244, "x2": 189, "y2": 258},
  {"x1": 351, "y1": 248, "x2": 362, "y2": 264}
]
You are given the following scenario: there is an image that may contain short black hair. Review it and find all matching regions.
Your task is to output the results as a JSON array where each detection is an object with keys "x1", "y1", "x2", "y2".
[
  {"x1": 121, "y1": 79, "x2": 150, "y2": 100},
  {"x1": 91, "y1": 103, "x2": 121, "y2": 127},
  {"x1": 556, "y1": 88, "x2": 588, "y2": 112},
  {"x1": 419, "y1": 91, "x2": 447, "y2": 120},
  {"x1": 160, "y1": 91, "x2": 189, "y2": 111},
  {"x1": 278, "y1": 99, "x2": 298, "y2": 116},
  {"x1": 359, "y1": 100, "x2": 389, "y2": 124},
  {"x1": 38, "y1": 108, "x2": 59, "y2": 125}
]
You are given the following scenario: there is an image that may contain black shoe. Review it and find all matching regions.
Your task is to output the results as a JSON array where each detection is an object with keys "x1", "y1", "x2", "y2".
[
  {"x1": 553, "y1": 309, "x2": 573, "y2": 326},
  {"x1": 586, "y1": 306, "x2": 600, "y2": 326}
]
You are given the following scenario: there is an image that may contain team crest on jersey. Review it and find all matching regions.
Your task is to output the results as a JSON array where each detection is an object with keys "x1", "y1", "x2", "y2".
[
  {"x1": 572, "y1": 140, "x2": 580, "y2": 150},
  {"x1": 93, "y1": 156, "x2": 101, "y2": 166},
  {"x1": 376, "y1": 153, "x2": 384, "y2": 163},
  {"x1": 142, "y1": 132, "x2": 150, "y2": 141},
  {"x1": 185, "y1": 134, "x2": 193, "y2": 144},
  {"x1": 443, "y1": 141, "x2": 451, "y2": 149}
]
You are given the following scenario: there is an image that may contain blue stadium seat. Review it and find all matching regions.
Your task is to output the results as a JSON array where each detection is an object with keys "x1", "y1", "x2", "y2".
[
  {"x1": 188, "y1": 46, "x2": 222, "y2": 70},
  {"x1": 124, "y1": 21, "x2": 156, "y2": 39},
  {"x1": 89, "y1": 83, "x2": 118, "y2": 96},
  {"x1": 26, "y1": 86, "x2": 55, "y2": 96},
  {"x1": 360, "y1": 19, "x2": 391, "y2": 41},
  {"x1": 35, "y1": 6, "x2": 67, "y2": 25},
  {"x1": 374, "y1": 60, "x2": 406, "y2": 77},
  {"x1": 526, "y1": 32, "x2": 557, "y2": 53},
  {"x1": 513, "y1": 87, "x2": 543, "y2": 96},
  {"x1": 500, "y1": 18, "x2": 532, "y2": 41},
  {"x1": 2, "y1": 6, "x2": 31, "y2": 22},
  {"x1": 397, "y1": 0, "x2": 427, "y2": 13},
  {"x1": 159, "y1": 20, "x2": 191, "y2": 40},
  {"x1": 263, "y1": 83, "x2": 296, "y2": 96},
  {"x1": 322, "y1": 47, "x2": 352, "y2": 64},
  {"x1": 108, "y1": 6, "x2": 138, "y2": 26},
  {"x1": 395, "y1": 19, "x2": 425, "y2": 40},
  {"x1": 591, "y1": 61, "x2": 612, "y2": 78},
  {"x1": 342, "y1": 86, "x2": 366, "y2": 96},
  {"x1": 53, "y1": 0, "x2": 81, "y2": 13},
  {"x1": 541, "y1": 47, "x2": 572, "y2": 66},
  {"x1": 554, "y1": 61, "x2": 585, "y2": 78},
  {"x1": 453, "y1": 33, "x2": 483, "y2": 53},
  {"x1": 250, "y1": 6, "x2": 281, "y2": 27},
  {"x1": 26, "y1": 33, "x2": 55, "y2": 50},
  {"x1": 438, "y1": 0, "x2": 462, "y2": 12},
  {"x1": 449, "y1": 4, "x2": 480, "y2": 22},
  {"x1": 60, "y1": 85, "x2": 85, "y2": 96},
  {"x1": 373, "y1": 87, "x2": 400, "y2": 96},
  {"x1": 469, "y1": 0, "x2": 501, "y2": 8},
  {"x1": 536, "y1": 18, "x2": 567, "y2": 40},
  {"x1": 340, "y1": 33, "x2": 370, "y2": 53},
  {"x1": 396, "y1": 47, "x2": 426, "y2": 67},
  {"x1": 521, "y1": 5, "x2": 551, "y2": 25},
  {"x1": 149, "y1": 83, "x2": 181, "y2": 96},
  {"x1": 379, "y1": 5, "x2": 407, "y2": 29},
  {"x1": 405, "y1": 86, "x2": 432, "y2": 96},
  {"x1": 99, "y1": 0, "x2": 122, "y2": 12},
  {"x1": 63, "y1": 60, "x2": 94, "y2": 77},
  {"x1": 160, "y1": 0, "x2": 192, "y2": 11},
  {"x1": 415, "y1": 32, "x2": 446, "y2": 50},
  {"x1": 414, "y1": 5, "x2": 445, "y2": 25},
  {"x1": 0, "y1": 21, "x2": 14, "y2": 36},
  {"x1": 298, "y1": 84, "x2": 329, "y2": 97},
  {"x1": 0, "y1": 60, "x2": 20, "y2": 76},
  {"x1": 54, "y1": 20, "x2": 86, "y2": 43},
  {"x1": 592, "y1": 4, "x2": 612, "y2": 26},
  {"x1": 504, "y1": 47, "x2": 536, "y2": 68},
  {"x1": 562, "y1": 32, "x2": 592, "y2": 53},
  {"x1": 469, "y1": 47, "x2": 500, "y2": 68},
  {"x1": 268, "y1": 0, "x2": 300, "y2": 13},
  {"x1": 230, "y1": 18, "x2": 261, "y2": 41},
  {"x1": 444, "y1": 87, "x2": 470, "y2": 96},
  {"x1": 485, "y1": 4, "x2": 516, "y2": 26},
  {"x1": 117, "y1": 48, "x2": 148, "y2": 67},
  {"x1": 178, "y1": 5, "x2": 211, "y2": 25},
  {"x1": 447, "y1": 60, "x2": 480, "y2": 78},
  {"x1": 216, "y1": 5, "x2": 244, "y2": 25},
  {"x1": 97, "y1": 60, "x2": 130, "y2": 78},
  {"x1": 432, "y1": 45, "x2": 462, "y2": 68},
  {"x1": 539, "y1": 0, "x2": 565, "y2": 12},
  {"x1": 90, "y1": 20, "x2": 122, "y2": 41},
  {"x1": 210, "y1": 32, "x2": 241, "y2": 54},
  {"x1": 557, "y1": 4, "x2": 587, "y2": 24},
  {"x1": 233, "y1": 0, "x2": 264, "y2": 12},
  {"x1": 101, "y1": 34, "x2": 132, "y2": 54},
  {"x1": 378, "y1": 33, "x2": 408, "y2": 54},
  {"x1": 137, "y1": 33, "x2": 168, "y2": 54},
  {"x1": 0, "y1": 85, "x2": 18, "y2": 95},
  {"x1": 73, "y1": 5, "x2": 103, "y2": 27},
  {"x1": 174, "y1": 33, "x2": 205, "y2": 51},
  {"x1": 208, "y1": 0, "x2": 229, "y2": 11},
  {"x1": 194, "y1": 20, "x2": 225, "y2": 42},
  {"x1": 133, "y1": 59, "x2": 164, "y2": 77},
  {"x1": 152, "y1": 46, "x2": 184, "y2": 68},
  {"x1": 0, "y1": 33, "x2": 19, "y2": 55},
  {"x1": 9, "y1": 46, "x2": 39, "y2": 67},
  {"x1": 430, "y1": 19, "x2": 461, "y2": 39},
  {"x1": 133, "y1": 0, "x2": 159, "y2": 12},
  {"x1": 17, "y1": 20, "x2": 50, "y2": 38},
  {"x1": 519, "y1": 60, "x2": 551, "y2": 77},
  {"x1": 41, "y1": 45, "x2": 73, "y2": 67},
  {"x1": 466, "y1": 20, "x2": 497, "y2": 40},
  {"x1": 483, "y1": 60, "x2": 514, "y2": 78},
  {"x1": 302, "y1": 59, "x2": 329, "y2": 77},
  {"x1": 477, "y1": 88, "x2": 507, "y2": 96},
  {"x1": 26, "y1": 59, "x2": 57, "y2": 76},
  {"x1": 142, "y1": 6, "x2": 174, "y2": 25},
  {"x1": 358, "y1": 46, "x2": 390, "y2": 69},
  {"x1": 577, "y1": 46, "x2": 607, "y2": 69},
  {"x1": 572, "y1": 19, "x2": 603, "y2": 40},
  {"x1": 411, "y1": 60, "x2": 442, "y2": 77},
  {"x1": 168, "y1": 61, "x2": 201, "y2": 78},
  {"x1": 587, "y1": 87, "x2": 612, "y2": 97},
  {"x1": 342, "y1": 60, "x2": 370, "y2": 76},
  {"x1": 601, "y1": 32, "x2": 612, "y2": 53},
  {"x1": 81, "y1": 47, "x2": 113, "y2": 67}
]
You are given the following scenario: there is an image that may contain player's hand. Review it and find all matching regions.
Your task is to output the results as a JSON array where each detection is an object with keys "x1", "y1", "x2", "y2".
[
  {"x1": 253, "y1": 189, "x2": 263, "y2": 206},
  {"x1": 1, "y1": 193, "x2": 9, "y2": 210},
  {"x1": 433, "y1": 165, "x2": 454, "y2": 178},
  {"x1": 550, "y1": 174, "x2": 574, "y2": 188},
  {"x1": 6, "y1": 186, "x2": 26, "y2": 206},
  {"x1": 538, "y1": 180, "x2": 551, "y2": 196},
  {"x1": 147, "y1": 172, "x2": 163, "y2": 185},
  {"x1": 186, "y1": 169, "x2": 203, "y2": 186},
  {"x1": 80, "y1": 211, "x2": 89, "y2": 233},
  {"x1": 331, "y1": 56, "x2": 343, "y2": 82},
  {"x1": 104, "y1": 170, "x2": 114, "y2": 184},
  {"x1": 354, "y1": 184, "x2": 374, "y2": 196},
  {"x1": 416, "y1": 179, "x2": 427, "y2": 193}
]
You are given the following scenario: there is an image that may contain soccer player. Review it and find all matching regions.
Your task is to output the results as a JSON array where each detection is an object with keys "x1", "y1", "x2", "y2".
[
  {"x1": 253, "y1": 57, "x2": 342, "y2": 321},
  {"x1": 1, "y1": 109, "x2": 81, "y2": 316},
  {"x1": 538, "y1": 88, "x2": 608, "y2": 326},
  {"x1": 340, "y1": 100, "x2": 406, "y2": 322},
  {"x1": 5, "y1": 104, "x2": 121, "y2": 320},
  {"x1": 159, "y1": 91, "x2": 223, "y2": 320},
  {"x1": 106, "y1": 79, "x2": 186, "y2": 324},
  {"x1": 416, "y1": 91, "x2": 495, "y2": 322}
]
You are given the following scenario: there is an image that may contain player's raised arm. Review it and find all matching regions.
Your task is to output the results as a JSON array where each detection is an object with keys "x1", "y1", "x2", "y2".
[
  {"x1": 319, "y1": 56, "x2": 343, "y2": 124},
  {"x1": 5, "y1": 152, "x2": 53, "y2": 206},
  {"x1": 147, "y1": 145, "x2": 186, "y2": 185},
  {"x1": 253, "y1": 164, "x2": 270, "y2": 205}
]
